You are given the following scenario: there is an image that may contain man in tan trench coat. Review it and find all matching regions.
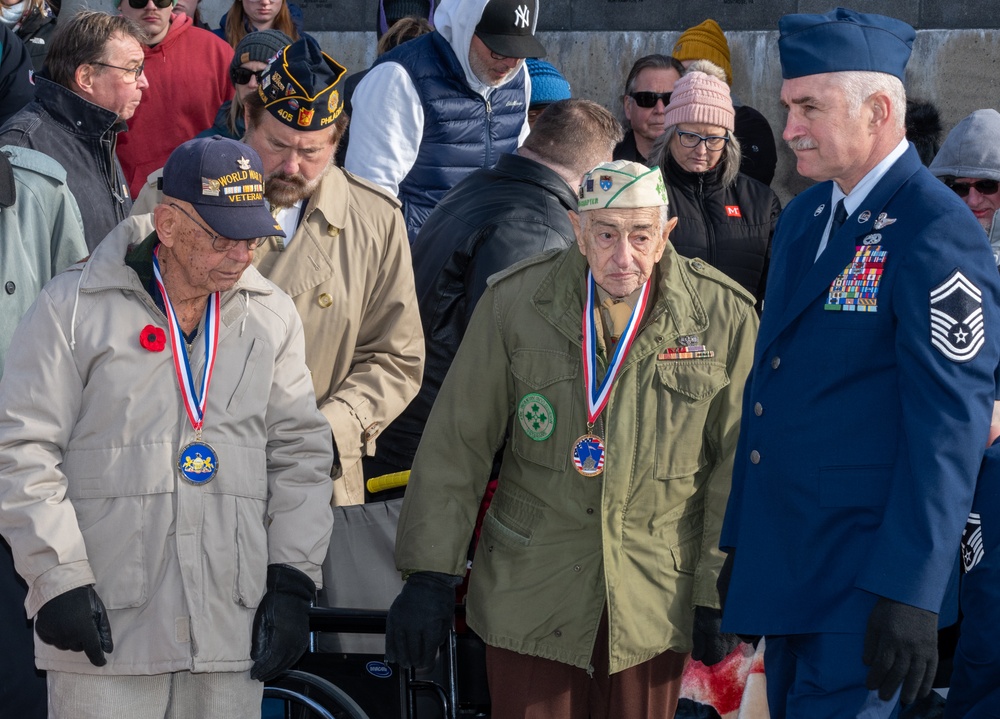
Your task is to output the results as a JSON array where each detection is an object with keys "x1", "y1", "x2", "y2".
[{"x1": 386, "y1": 160, "x2": 758, "y2": 718}]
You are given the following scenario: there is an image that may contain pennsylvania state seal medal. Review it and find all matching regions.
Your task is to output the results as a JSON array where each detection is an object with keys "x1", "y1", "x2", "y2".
[
  {"x1": 518, "y1": 393, "x2": 555, "y2": 441},
  {"x1": 178, "y1": 441, "x2": 219, "y2": 485}
]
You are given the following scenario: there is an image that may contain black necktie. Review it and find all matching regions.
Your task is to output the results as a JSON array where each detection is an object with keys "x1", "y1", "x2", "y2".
[{"x1": 829, "y1": 199, "x2": 848, "y2": 238}]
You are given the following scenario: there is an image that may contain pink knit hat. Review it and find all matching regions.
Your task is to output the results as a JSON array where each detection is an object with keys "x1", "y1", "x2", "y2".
[{"x1": 663, "y1": 70, "x2": 735, "y2": 131}]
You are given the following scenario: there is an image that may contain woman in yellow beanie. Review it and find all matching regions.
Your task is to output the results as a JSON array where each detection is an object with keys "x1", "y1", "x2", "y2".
[{"x1": 650, "y1": 60, "x2": 780, "y2": 311}]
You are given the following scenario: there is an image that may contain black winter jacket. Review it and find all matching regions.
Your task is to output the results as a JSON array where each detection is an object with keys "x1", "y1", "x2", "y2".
[
  {"x1": 375, "y1": 152, "x2": 577, "y2": 470},
  {"x1": 663, "y1": 152, "x2": 780, "y2": 309},
  {"x1": 0, "y1": 76, "x2": 132, "y2": 250}
]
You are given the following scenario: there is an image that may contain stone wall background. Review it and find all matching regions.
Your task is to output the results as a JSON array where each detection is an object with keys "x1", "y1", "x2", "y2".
[{"x1": 60, "y1": 0, "x2": 1000, "y2": 202}]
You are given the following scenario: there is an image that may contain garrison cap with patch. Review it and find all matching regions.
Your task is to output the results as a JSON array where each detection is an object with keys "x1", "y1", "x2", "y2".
[
  {"x1": 162, "y1": 137, "x2": 283, "y2": 241},
  {"x1": 778, "y1": 7, "x2": 914, "y2": 81},
  {"x1": 257, "y1": 36, "x2": 348, "y2": 131},
  {"x1": 577, "y1": 160, "x2": 669, "y2": 211}
]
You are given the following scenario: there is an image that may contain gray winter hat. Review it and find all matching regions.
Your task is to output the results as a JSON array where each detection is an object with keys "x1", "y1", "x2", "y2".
[{"x1": 929, "y1": 109, "x2": 1000, "y2": 181}]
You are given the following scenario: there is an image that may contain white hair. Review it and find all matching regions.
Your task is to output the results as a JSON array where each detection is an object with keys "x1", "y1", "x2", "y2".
[{"x1": 836, "y1": 71, "x2": 906, "y2": 134}]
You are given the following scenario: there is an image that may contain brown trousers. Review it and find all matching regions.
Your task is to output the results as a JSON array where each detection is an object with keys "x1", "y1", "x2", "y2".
[{"x1": 485, "y1": 614, "x2": 688, "y2": 719}]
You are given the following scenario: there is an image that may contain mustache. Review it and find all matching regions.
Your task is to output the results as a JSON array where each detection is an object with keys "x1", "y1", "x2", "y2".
[
  {"x1": 267, "y1": 172, "x2": 309, "y2": 188},
  {"x1": 787, "y1": 137, "x2": 817, "y2": 151}
]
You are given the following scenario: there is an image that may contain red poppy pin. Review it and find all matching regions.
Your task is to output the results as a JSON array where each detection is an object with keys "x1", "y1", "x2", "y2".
[{"x1": 139, "y1": 325, "x2": 166, "y2": 352}]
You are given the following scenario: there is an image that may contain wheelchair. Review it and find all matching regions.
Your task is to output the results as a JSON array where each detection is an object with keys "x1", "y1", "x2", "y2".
[{"x1": 262, "y1": 493, "x2": 490, "y2": 719}]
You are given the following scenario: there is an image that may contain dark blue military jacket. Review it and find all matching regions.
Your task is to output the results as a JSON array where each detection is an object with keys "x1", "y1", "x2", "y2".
[{"x1": 721, "y1": 144, "x2": 1000, "y2": 635}]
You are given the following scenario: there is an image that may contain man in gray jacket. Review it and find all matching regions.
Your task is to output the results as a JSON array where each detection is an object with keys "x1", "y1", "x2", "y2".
[
  {"x1": 0, "y1": 136, "x2": 334, "y2": 719},
  {"x1": 930, "y1": 109, "x2": 1000, "y2": 238}
]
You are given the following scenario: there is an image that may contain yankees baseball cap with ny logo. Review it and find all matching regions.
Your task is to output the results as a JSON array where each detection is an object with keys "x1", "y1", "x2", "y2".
[{"x1": 475, "y1": 0, "x2": 547, "y2": 58}]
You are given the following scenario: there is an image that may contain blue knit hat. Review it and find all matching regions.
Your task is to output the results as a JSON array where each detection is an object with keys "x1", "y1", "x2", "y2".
[
  {"x1": 526, "y1": 58, "x2": 571, "y2": 108},
  {"x1": 779, "y1": 7, "x2": 914, "y2": 81}
]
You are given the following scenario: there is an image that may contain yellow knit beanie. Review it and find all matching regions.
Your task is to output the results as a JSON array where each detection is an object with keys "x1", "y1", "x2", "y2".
[{"x1": 672, "y1": 19, "x2": 733, "y2": 86}]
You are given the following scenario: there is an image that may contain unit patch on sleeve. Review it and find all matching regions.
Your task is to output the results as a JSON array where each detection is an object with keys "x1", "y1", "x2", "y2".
[
  {"x1": 517, "y1": 393, "x2": 555, "y2": 441},
  {"x1": 962, "y1": 511, "x2": 984, "y2": 573},
  {"x1": 929, "y1": 269, "x2": 985, "y2": 363}
]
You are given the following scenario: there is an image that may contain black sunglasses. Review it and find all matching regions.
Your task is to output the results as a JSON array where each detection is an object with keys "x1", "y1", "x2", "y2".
[
  {"x1": 945, "y1": 178, "x2": 1000, "y2": 198},
  {"x1": 229, "y1": 66, "x2": 264, "y2": 86},
  {"x1": 629, "y1": 91, "x2": 671, "y2": 108},
  {"x1": 126, "y1": 0, "x2": 173, "y2": 8}
]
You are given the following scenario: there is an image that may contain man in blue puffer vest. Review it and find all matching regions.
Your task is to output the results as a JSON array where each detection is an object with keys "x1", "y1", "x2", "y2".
[{"x1": 345, "y1": 0, "x2": 544, "y2": 243}]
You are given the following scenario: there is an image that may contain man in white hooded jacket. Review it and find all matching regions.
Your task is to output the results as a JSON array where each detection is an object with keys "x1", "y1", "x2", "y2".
[{"x1": 345, "y1": 0, "x2": 544, "y2": 243}]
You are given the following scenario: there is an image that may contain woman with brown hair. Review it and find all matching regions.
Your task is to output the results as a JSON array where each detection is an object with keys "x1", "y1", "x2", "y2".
[{"x1": 214, "y1": 0, "x2": 302, "y2": 49}]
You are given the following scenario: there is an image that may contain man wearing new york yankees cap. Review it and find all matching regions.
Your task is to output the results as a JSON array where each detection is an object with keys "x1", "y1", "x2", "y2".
[
  {"x1": 718, "y1": 8, "x2": 1000, "y2": 715},
  {"x1": 346, "y1": 0, "x2": 545, "y2": 243},
  {"x1": 389, "y1": 160, "x2": 757, "y2": 718},
  {"x1": 0, "y1": 135, "x2": 334, "y2": 718}
]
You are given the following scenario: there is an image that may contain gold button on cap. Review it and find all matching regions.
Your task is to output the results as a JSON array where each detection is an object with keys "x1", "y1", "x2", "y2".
[{"x1": 317, "y1": 293, "x2": 333, "y2": 308}]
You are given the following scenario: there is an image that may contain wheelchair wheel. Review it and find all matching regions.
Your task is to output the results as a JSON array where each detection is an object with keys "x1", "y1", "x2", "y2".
[{"x1": 263, "y1": 669, "x2": 372, "y2": 719}]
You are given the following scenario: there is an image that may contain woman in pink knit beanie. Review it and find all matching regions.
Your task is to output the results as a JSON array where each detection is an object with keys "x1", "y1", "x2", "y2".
[{"x1": 649, "y1": 60, "x2": 780, "y2": 311}]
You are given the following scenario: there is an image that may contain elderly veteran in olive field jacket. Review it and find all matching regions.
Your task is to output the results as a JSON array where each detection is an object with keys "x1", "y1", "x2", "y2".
[{"x1": 385, "y1": 160, "x2": 758, "y2": 719}]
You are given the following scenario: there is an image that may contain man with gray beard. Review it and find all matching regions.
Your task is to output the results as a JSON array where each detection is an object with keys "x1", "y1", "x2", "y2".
[{"x1": 133, "y1": 36, "x2": 423, "y2": 509}]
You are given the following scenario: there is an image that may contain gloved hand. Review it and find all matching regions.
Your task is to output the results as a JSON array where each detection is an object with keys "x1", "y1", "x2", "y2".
[
  {"x1": 250, "y1": 564, "x2": 316, "y2": 682},
  {"x1": 385, "y1": 571, "x2": 462, "y2": 668},
  {"x1": 35, "y1": 585, "x2": 114, "y2": 667},
  {"x1": 862, "y1": 597, "x2": 938, "y2": 705},
  {"x1": 691, "y1": 605, "x2": 742, "y2": 666},
  {"x1": 717, "y1": 550, "x2": 734, "y2": 611}
]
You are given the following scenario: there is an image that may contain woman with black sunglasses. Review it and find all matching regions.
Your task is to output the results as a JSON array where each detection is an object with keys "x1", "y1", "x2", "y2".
[
  {"x1": 200, "y1": 29, "x2": 291, "y2": 141},
  {"x1": 649, "y1": 60, "x2": 781, "y2": 313}
]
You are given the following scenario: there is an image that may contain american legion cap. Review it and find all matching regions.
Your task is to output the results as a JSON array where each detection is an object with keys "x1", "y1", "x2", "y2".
[
  {"x1": 258, "y1": 36, "x2": 348, "y2": 131},
  {"x1": 475, "y1": 0, "x2": 546, "y2": 59},
  {"x1": 778, "y1": 7, "x2": 914, "y2": 81},
  {"x1": 162, "y1": 137, "x2": 283, "y2": 241}
]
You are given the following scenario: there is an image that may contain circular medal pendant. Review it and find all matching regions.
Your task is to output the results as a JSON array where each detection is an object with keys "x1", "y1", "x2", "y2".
[
  {"x1": 178, "y1": 441, "x2": 219, "y2": 485},
  {"x1": 572, "y1": 433, "x2": 605, "y2": 477}
]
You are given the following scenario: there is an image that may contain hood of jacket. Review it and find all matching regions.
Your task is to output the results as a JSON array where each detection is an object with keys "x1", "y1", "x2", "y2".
[
  {"x1": 929, "y1": 108, "x2": 1000, "y2": 182},
  {"x1": 433, "y1": 0, "x2": 525, "y2": 97},
  {"x1": 144, "y1": 11, "x2": 193, "y2": 57}
]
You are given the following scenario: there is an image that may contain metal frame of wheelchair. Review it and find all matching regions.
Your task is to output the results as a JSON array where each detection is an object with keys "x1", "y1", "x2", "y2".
[{"x1": 263, "y1": 607, "x2": 460, "y2": 719}]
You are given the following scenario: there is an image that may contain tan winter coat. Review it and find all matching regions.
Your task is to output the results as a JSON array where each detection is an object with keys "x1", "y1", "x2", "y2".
[
  {"x1": 0, "y1": 216, "x2": 334, "y2": 674},
  {"x1": 397, "y1": 244, "x2": 757, "y2": 673},
  {"x1": 135, "y1": 168, "x2": 424, "y2": 505}
]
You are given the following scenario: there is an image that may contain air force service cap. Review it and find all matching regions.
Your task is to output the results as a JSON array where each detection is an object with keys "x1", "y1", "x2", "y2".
[
  {"x1": 257, "y1": 36, "x2": 348, "y2": 130},
  {"x1": 778, "y1": 7, "x2": 914, "y2": 81},
  {"x1": 578, "y1": 161, "x2": 669, "y2": 212}
]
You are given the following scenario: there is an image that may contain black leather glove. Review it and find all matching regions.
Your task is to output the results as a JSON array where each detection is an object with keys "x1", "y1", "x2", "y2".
[
  {"x1": 717, "y1": 551, "x2": 734, "y2": 611},
  {"x1": 35, "y1": 585, "x2": 114, "y2": 667},
  {"x1": 250, "y1": 564, "x2": 316, "y2": 682},
  {"x1": 862, "y1": 597, "x2": 938, "y2": 705},
  {"x1": 691, "y1": 605, "x2": 742, "y2": 666},
  {"x1": 385, "y1": 571, "x2": 461, "y2": 668}
]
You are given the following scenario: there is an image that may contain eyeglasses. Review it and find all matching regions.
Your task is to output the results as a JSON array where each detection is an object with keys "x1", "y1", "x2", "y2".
[
  {"x1": 126, "y1": 0, "x2": 172, "y2": 9},
  {"x1": 676, "y1": 130, "x2": 729, "y2": 151},
  {"x1": 629, "y1": 91, "x2": 671, "y2": 109},
  {"x1": 944, "y1": 178, "x2": 1000, "y2": 198},
  {"x1": 230, "y1": 67, "x2": 264, "y2": 86},
  {"x1": 93, "y1": 61, "x2": 145, "y2": 83},
  {"x1": 169, "y1": 203, "x2": 267, "y2": 252}
]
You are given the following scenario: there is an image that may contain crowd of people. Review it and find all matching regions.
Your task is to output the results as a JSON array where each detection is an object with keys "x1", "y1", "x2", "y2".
[{"x1": 1, "y1": 1, "x2": 1000, "y2": 718}]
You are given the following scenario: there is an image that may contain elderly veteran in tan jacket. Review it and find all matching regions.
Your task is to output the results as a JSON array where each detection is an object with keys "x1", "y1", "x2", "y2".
[
  {"x1": 387, "y1": 160, "x2": 758, "y2": 719},
  {"x1": 0, "y1": 136, "x2": 334, "y2": 719},
  {"x1": 131, "y1": 36, "x2": 424, "y2": 507}
]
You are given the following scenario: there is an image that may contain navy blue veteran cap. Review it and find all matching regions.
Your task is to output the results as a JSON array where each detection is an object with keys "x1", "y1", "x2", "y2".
[
  {"x1": 258, "y1": 36, "x2": 347, "y2": 130},
  {"x1": 476, "y1": 0, "x2": 546, "y2": 59},
  {"x1": 778, "y1": 7, "x2": 914, "y2": 81},
  {"x1": 162, "y1": 137, "x2": 284, "y2": 241}
]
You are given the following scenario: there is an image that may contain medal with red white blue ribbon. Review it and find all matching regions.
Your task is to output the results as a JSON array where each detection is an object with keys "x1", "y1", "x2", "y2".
[
  {"x1": 573, "y1": 270, "x2": 651, "y2": 476},
  {"x1": 153, "y1": 247, "x2": 221, "y2": 485}
]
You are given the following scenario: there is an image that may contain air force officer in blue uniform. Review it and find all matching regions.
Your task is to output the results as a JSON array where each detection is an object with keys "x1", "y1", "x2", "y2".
[{"x1": 719, "y1": 8, "x2": 1000, "y2": 717}]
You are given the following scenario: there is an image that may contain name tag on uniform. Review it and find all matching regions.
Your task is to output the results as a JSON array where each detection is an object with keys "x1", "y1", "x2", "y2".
[{"x1": 825, "y1": 245, "x2": 887, "y2": 312}]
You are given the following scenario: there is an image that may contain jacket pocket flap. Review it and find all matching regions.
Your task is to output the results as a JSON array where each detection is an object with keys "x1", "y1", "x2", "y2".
[
  {"x1": 655, "y1": 361, "x2": 729, "y2": 402},
  {"x1": 511, "y1": 349, "x2": 578, "y2": 390}
]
